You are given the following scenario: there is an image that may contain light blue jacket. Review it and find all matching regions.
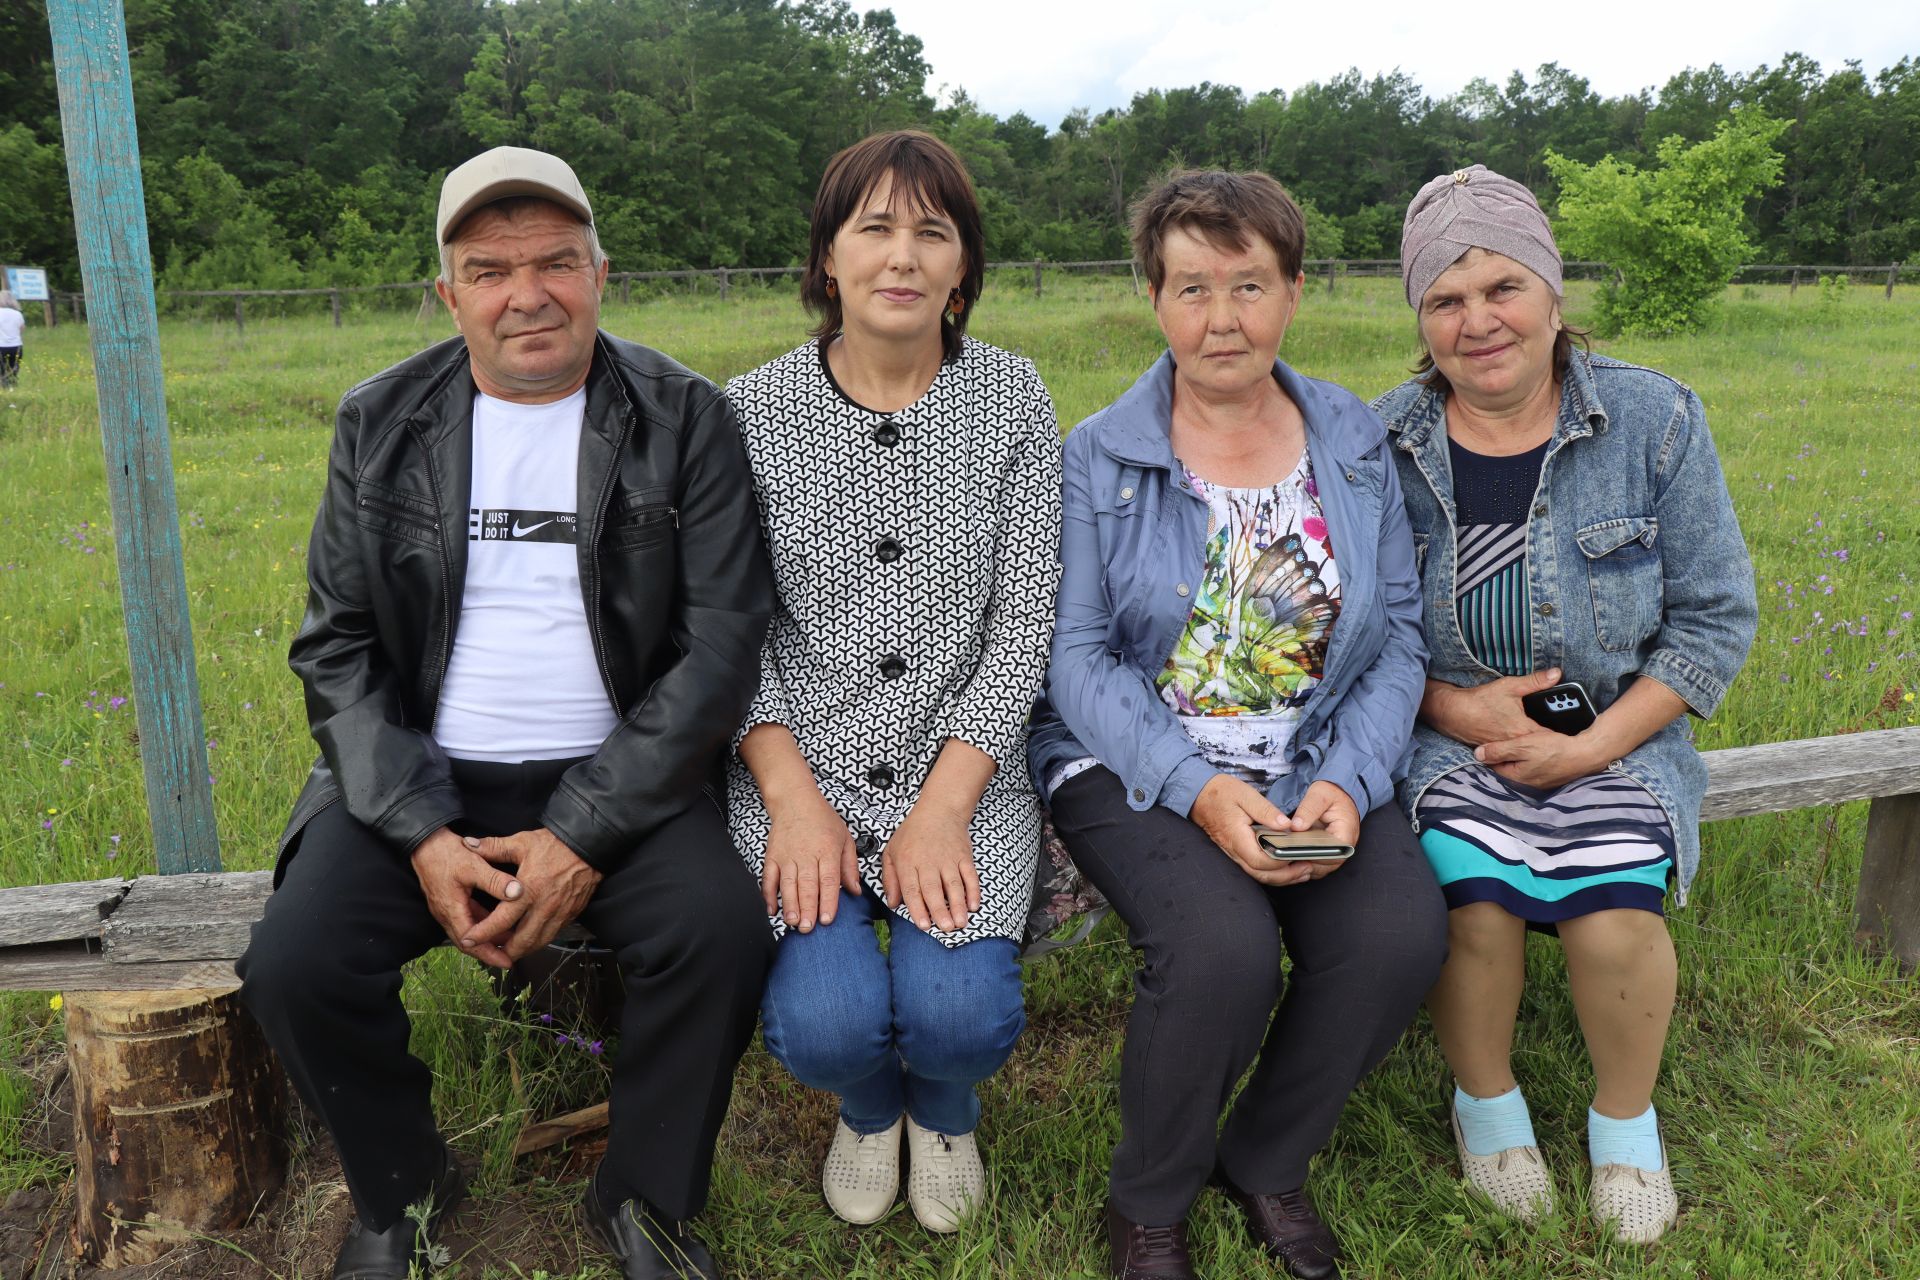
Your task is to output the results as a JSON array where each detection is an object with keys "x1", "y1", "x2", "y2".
[
  {"x1": 1026, "y1": 352, "x2": 1427, "y2": 820},
  {"x1": 1372, "y1": 351, "x2": 1759, "y2": 902}
]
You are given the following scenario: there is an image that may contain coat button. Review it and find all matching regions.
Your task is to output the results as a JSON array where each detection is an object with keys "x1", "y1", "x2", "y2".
[
  {"x1": 1345, "y1": 470, "x2": 1357, "y2": 482},
  {"x1": 879, "y1": 655, "x2": 907, "y2": 680},
  {"x1": 1538, "y1": 601, "x2": 1555, "y2": 616},
  {"x1": 1175, "y1": 582, "x2": 1190, "y2": 597},
  {"x1": 1533, "y1": 503, "x2": 1548, "y2": 517},
  {"x1": 875, "y1": 537, "x2": 903, "y2": 563},
  {"x1": 1120, "y1": 486, "x2": 1134, "y2": 500},
  {"x1": 1131, "y1": 787, "x2": 1146, "y2": 802},
  {"x1": 855, "y1": 832, "x2": 878, "y2": 856},
  {"x1": 873, "y1": 424, "x2": 900, "y2": 447},
  {"x1": 866, "y1": 765, "x2": 896, "y2": 789}
]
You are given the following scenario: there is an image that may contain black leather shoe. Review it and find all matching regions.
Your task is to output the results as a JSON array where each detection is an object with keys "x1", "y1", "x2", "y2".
[
  {"x1": 331, "y1": 1150, "x2": 467, "y2": 1280},
  {"x1": 1215, "y1": 1175, "x2": 1341, "y2": 1280},
  {"x1": 1106, "y1": 1203, "x2": 1202, "y2": 1280},
  {"x1": 582, "y1": 1179, "x2": 724, "y2": 1280}
]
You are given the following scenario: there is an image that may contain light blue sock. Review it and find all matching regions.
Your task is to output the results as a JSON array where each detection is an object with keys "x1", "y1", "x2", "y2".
[
  {"x1": 1453, "y1": 1084, "x2": 1537, "y2": 1157},
  {"x1": 1588, "y1": 1104, "x2": 1664, "y2": 1171}
]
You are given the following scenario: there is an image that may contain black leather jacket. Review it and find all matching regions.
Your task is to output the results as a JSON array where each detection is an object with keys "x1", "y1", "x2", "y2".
[{"x1": 280, "y1": 331, "x2": 772, "y2": 871}]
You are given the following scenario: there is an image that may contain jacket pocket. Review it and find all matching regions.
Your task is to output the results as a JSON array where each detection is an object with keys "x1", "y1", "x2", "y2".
[
  {"x1": 609, "y1": 486, "x2": 677, "y2": 551},
  {"x1": 1576, "y1": 515, "x2": 1661, "y2": 652},
  {"x1": 355, "y1": 483, "x2": 439, "y2": 546}
]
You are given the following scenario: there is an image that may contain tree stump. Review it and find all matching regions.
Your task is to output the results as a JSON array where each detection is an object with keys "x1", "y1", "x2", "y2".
[{"x1": 64, "y1": 988, "x2": 286, "y2": 1267}]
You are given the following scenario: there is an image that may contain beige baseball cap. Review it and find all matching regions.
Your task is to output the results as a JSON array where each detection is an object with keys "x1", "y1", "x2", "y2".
[{"x1": 437, "y1": 146, "x2": 594, "y2": 244}]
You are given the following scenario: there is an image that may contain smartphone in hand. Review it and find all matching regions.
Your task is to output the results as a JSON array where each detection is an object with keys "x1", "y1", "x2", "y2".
[
  {"x1": 1251, "y1": 825, "x2": 1356, "y2": 861},
  {"x1": 1521, "y1": 680, "x2": 1598, "y2": 735}
]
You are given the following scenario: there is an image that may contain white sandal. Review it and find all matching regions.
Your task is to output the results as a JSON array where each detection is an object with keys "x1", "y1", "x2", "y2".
[
  {"x1": 905, "y1": 1117, "x2": 985, "y2": 1233},
  {"x1": 822, "y1": 1115, "x2": 901, "y2": 1225},
  {"x1": 1451, "y1": 1102, "x2": 1557, "y2": 1223},
  {"x1": 1590, "y1": 1145, "x2": 1678, "y2": 1244}
]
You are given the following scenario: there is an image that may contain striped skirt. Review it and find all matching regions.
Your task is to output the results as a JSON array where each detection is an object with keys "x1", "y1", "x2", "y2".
[{"x1": 1415, "y1": 765, "x2": 1674, "y2": 924}]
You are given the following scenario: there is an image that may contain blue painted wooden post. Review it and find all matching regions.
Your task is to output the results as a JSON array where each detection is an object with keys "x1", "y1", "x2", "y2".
[{"x1": 47, "y1": 0, "x2": 221, "y2": 874}]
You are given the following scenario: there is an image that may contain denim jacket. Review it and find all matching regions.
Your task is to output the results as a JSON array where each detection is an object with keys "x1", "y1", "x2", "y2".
[
  {"x1": 1027, "y1": 352, "x2": 1427, "y2": 821},
  {"x1": 1371, "y1": 351, "x2": 1758, "y2": 902}
]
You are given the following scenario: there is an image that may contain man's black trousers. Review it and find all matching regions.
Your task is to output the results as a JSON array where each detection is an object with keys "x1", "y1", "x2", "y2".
[{"x1": 237, "y1": 757, "x2": 774, "y2": 1232}]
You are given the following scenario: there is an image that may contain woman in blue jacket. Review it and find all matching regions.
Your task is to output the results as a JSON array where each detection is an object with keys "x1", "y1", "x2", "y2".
[{"x1": 1028, "y1": 171, "x2": 1447, "y2": 1280}]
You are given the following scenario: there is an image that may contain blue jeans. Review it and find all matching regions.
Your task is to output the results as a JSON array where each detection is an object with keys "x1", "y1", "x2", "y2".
[{"x1": 760, "y1": 887, "x2": 1025, "y2": 1136}]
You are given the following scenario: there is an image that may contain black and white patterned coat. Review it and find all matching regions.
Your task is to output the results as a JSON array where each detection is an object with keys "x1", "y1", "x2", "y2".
[{"x1": 724, "y1": 337, "x2": 1063, "y2": 947}]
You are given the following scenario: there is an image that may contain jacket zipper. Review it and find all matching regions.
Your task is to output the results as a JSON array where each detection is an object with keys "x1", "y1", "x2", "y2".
[
  {"x1": 357, "y1": 492, "x2": 437, "y2": 530},
  {"x1": 585, "y1": 413, "x2": 636, "y2": 717},
  {"x1": 413, "y1": 424, "x2": 456, "y2": 730}
]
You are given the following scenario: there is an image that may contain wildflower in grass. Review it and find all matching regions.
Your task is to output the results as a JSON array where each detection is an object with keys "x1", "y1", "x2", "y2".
[
  {"x1": 107, "y1": 834, "x2": 120, "y2": 859},
  {"x1": 109, "y1": 696, "x2": 126, "y2": 710},
  {"x1": 49, "y1": 995, "x2": 62, "y2": 1012},
  {"x1": 588, "y1": 1040, "x2": 605, "y2": 1056},
  {"x1": 538, "y1": 1013, "x2": 553, "y2": 1025},
  {"x1": 60, "y1": 758, "x2": 72, "y2": 767}
]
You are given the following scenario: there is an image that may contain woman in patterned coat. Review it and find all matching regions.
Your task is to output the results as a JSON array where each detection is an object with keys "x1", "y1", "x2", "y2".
[{"x1": 723, "y1": 130, "x2": 1061, "y2": 1234}]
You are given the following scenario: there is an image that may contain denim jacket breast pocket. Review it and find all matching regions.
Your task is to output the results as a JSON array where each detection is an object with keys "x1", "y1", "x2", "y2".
[{"x1": 1576, "y1": 515, "x2": 1661, "y2": 652}]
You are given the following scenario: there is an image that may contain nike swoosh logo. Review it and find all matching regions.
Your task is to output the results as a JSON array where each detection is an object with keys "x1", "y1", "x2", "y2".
[{"x1": 511, "y1": 519, "x2": 555, "y2": 537}]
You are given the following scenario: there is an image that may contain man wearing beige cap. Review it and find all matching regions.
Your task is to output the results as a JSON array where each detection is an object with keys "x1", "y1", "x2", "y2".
[{"x1": 238, "y1": 146, "x2": 775, "y2": 1280}]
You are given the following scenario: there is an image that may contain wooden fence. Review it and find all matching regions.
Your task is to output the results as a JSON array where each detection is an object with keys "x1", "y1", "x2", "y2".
[{"x1": 41, "y1": 258, "x2": 1913, "y2": 328}]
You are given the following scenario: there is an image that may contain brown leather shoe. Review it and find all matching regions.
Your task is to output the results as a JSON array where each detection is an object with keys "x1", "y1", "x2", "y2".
[
  {"x1": 1216, "y1": 1178, "x2": 1341, "y2": 1280},
  {"x1": 1106, "y1": 1203, "x2": 1202, "y2": 1280}
]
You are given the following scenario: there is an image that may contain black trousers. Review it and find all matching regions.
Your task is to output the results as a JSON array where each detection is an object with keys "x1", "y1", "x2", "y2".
[
  {"x1": 1049, "y1": 767, "x2": 1448, "y2": 1225},
  {"x1": 237, "y1": 758, "x2": 774, "y2": 1231}
]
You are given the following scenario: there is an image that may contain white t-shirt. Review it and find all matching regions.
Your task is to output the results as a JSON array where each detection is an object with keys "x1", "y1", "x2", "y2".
[
  {"x1": 433, "y1": 388, "x2": 618, "y2": 761},
  {"x1": 0, "y1": 308, "x2": 24, "y2": 347}
]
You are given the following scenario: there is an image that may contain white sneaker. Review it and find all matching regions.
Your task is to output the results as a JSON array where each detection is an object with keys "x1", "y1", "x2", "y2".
[
  {"x1": 822, "y1": 1116, "x2": 901, "y2": 1225},
  {"x1": 1590, "y1": 1150, "x2": 1678, "y2": 1244},
  {"x1": 1452, "y1": 1102, "x2": 1557, "y2": 1223},
  {"x1": 904, "y1": 1117, "x2": 985, "y2": 1233}
]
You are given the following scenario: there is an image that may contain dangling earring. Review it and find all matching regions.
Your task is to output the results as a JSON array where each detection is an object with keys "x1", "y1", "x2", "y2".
[
  {"x1": 947, "y1": 289, "x2": 965, "y2": 318},
  {"x1": 824, "y1": 276, "x2": 838, "y2": 300}
]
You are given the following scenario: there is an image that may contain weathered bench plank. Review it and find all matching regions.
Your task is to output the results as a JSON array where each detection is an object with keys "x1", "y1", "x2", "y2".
[
  {"x1": 102, "y1": 872, "x2": 274, "y2": 964},
  {"x1": 0, "y1": 879, "x2": 132, "y2": 948},
  {"x1": 1701, "y1": 725, "x2": 1920, "y2": 821}
]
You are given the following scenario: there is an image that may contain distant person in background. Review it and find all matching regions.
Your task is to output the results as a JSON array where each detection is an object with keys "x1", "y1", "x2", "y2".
[
  {"x1": 1373, "y1": 165, "x2": 1757, "y2": 1244},
  {"x1": 0, "y1": 291, "x2": 24, "y2": 388},
  {"x1": 238, "y1": 146, "x2": 773, "y2": 1280},
  {"x1": 1028, "y1": 170, "x2": 1446, "y2": 1280},
  {"x1": 724, "y1": 130, "x2": 1061, "y2": 1235}
]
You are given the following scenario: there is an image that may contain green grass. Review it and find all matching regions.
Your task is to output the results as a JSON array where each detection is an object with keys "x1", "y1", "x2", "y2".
[{"x1": 2, "y1": 273, "x2": 1917, "y2": 1277}]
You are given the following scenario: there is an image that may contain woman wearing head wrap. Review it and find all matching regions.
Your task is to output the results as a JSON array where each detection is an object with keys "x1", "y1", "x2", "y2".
[{"x1": 1372, "y1": 166, "x2": 1757, "y2": 1243}]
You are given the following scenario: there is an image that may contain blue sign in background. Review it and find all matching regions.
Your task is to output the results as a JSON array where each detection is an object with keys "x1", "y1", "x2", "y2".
[{"x1": 4, "y1": 267, "x2": 50, "y2": 302}]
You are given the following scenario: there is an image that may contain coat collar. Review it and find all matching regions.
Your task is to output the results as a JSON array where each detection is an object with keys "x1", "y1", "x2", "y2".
[{"x1": 1091, "y1": 351, "x2": 1381, "y2": 473}]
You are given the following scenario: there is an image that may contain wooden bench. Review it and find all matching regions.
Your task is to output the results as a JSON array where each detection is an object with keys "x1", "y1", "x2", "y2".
[
  {"x1": 2, "y1": 724, "x2": 1916, "y2": 1264},
  {"x1": 4, "y1": 725, "x2": 1919, "y2": 990}
]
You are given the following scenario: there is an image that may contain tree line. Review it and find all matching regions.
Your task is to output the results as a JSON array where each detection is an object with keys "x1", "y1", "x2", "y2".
[{"x1": 2, "y1": 0, "x2": 1916, "y2": 294}]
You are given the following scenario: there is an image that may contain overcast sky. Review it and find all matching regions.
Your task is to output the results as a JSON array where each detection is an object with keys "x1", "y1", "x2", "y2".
[{"x1": 882, "y1": 0, "x2": 1920, "y2": 126}]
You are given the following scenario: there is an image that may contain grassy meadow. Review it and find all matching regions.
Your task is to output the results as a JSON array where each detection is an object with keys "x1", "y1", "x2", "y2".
[{"x1": 1, "y1": 271, "x2": 1917, "y2": 1277}]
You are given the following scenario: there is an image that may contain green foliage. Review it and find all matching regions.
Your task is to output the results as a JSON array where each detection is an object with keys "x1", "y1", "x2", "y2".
[
  {"x1": 1815, "y1": 273, "x2": 1850, "y2": 311},
  {"x1": 1548, "y1": 110, "x2": 1789, "y2": 334},
  {"x1": 5, "y1": 3, "x2": 1919, "y2": 293}
]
